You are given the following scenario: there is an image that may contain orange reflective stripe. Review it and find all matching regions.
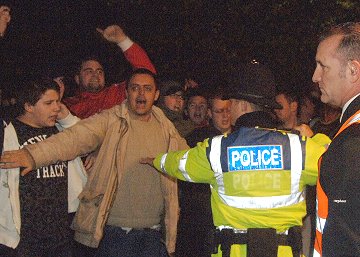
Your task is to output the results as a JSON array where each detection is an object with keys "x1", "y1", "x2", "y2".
[
  {"x1": 316, "y1": 170, "x2": 328, "y2": 218},
  {"x1": 314, "y1": 156, "x2": 327, "y2": 256},
  {"x1": 314, "y1": 109, "x2": 360, "y2": 256},
  {"x1": 314, "y1": 230, "x2": 323, "y2": 255},
  {"x1": 334, "y1": 110, "x2": 360, "y2": 137}
]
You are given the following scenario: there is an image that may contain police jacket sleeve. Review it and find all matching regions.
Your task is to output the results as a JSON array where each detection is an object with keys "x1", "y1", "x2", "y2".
[
  {"x1": 302, "y1": 133, "x2": 331, "y2": 186},
  {"x1": 154, "y1": 138, "x2": 216, "y2": 184}
]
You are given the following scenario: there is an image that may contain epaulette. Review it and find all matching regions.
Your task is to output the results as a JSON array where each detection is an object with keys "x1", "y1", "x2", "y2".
[{"x1": 254, "y1": 126, "x2": 295, "y2": 135}]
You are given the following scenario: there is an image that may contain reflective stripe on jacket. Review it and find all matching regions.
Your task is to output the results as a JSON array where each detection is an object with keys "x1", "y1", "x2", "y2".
[
  {"x1": 206, "y1": 132, "x2": 304, "y2": 209},
  {"x1": 156, "y1": 127, "x2": 329, "y2": 233}
]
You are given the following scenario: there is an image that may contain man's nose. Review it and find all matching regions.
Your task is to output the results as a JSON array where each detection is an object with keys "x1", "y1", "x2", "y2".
[
  {"x1": 53, "y1": 102, "x2": 61, "y2": 112},
  {"x1": 312, "y1": 67, "x2": 321, "y2": 83},
  {"x1": 138, "y1": 87, "x2": 145, "y2": 95},
  {"x1": 223, "y1": 111, "x2": 230, "y2": 117},
  {"x1": 195, "y1": 105, "x2": 202, "y2": 111}
]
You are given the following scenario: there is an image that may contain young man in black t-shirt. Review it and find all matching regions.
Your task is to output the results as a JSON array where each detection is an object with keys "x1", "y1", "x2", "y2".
[{"x1": 0, "y1": 79, "x2": 71, "y2": 257}]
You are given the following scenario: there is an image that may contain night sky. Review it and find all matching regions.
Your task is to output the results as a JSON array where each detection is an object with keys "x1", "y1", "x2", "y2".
[{"x1": 1, "y1": 0, "x2": 359, "y2": 96}]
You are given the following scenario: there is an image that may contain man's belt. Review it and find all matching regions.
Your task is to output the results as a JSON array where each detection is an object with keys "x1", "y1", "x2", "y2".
[
  {"x1": 207, "y1": 226, "x2": 302, "y2": 257},
  {"x1": 120, "y1": 224, "x2": 161, "y2": 234}
]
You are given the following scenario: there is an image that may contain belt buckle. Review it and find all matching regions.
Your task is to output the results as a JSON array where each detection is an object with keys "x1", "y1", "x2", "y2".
[
  {"x1": 217, "y1": 226, "x2": 248, "y2": 234},
  {"x1": 233, "y1": 228, "x2": 248, "y2": 234},
  {"x1": 277, "y1": 229, "x2": 288, "y2": 235}
]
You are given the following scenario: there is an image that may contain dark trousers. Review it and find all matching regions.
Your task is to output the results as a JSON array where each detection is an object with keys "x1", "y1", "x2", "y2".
[
  {"x1": 95, "y1": 225, "x2": 169, "y2": 257},
  {"x1": 176, "y1": 222, "x2": 214, "y2": 257},
  {"x1": 0, "y1": 242, "x2": 71, "y2": 257},
  {"x1": 69, "y1": 212, "x2": 98, "y2": 257},
  {"x1": 72, "y1": 241, "x2": 98, "y2": 257}
]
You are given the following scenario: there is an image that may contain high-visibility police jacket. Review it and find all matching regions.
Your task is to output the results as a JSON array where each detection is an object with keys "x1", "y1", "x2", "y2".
[
  {"x1": 154, "y1": 127, "x2": 330, "y2": 257},
  {"x1": 314, "y1": 110, "x2": 360, "y2": 257}
]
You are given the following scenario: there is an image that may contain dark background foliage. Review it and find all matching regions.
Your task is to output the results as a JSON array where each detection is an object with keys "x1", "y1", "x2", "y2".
[{"x1": 0, "y1": 0, "x2": 359, "y2": 97}]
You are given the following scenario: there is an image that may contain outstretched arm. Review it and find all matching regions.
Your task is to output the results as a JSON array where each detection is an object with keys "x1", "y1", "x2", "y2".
[
  {"x1": 141, "y1": 139, "x2": 215, "y2": 184},
  {"x1": 0, "y1": 148, "x2": 35, "y2": 176},
  {"x1": 96, "y1": 25, "x2": 127, "y2": 44},
  {"x1": 97, "y1": 24, "x2": 156, "y2": 74}
]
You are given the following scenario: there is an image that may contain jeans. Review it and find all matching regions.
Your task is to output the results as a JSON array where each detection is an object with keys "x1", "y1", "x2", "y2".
[{"x1": 95, "y1": 225, "x2": 169, "y2": 257}]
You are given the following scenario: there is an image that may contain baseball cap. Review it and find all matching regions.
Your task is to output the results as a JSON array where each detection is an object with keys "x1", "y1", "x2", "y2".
[{"x1": 159, "y1": 80, "x2": 184, "y2": 97}]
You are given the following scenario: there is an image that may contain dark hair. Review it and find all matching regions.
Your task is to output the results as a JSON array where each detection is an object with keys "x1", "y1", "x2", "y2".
[
  {"x1": 319, "y1": 22, "x2": 360, "y2": 65},
  {"x1": 0, "y1": 1, "x2": 12, "y2": 9},
  {"x1": 298, "y1": 89, "x2": 321, "y2": 118},
  {"x1": 76, "y1": 55, "x2": 104, "y2": 74},
  {"x1": 157, "y1": 79, "x2": 184, "y2": 106},
  {"x1": 276, "y1": 88, "x2": 299, "y2": 104},
  {"x1": 184, "y1": 87, "x2": 207, "y2": 101},
  {"x1": 125, "y1": 68, "x2": 159, "y2": 90},
  {"x1": 275, "y1": 88, "x2": 300, "y2": 115},
  {"x1": 15, "y1": 78, "x2": 60, "y2": 116},
  {"x1": 207, "y1": 86, "x2": 229, "y2": 110},
  {"x1": 158, "y1": 79, "x2": 183, "y2": 96}
]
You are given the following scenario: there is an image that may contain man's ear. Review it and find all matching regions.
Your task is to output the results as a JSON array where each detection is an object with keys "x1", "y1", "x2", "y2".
[
  {"x1": 348, "y1": 60, "x2": 360, "y2": 83},
  {"x1": 154, "y1": 89, "x2": 160, "y2": 101},
  {"x1": 184, "y1": 107, "x2": 189, "y2": 117},
  {"x1": 207, "y1": 108, "x2": 212, "y2": 119},
  {"x1": 24, "y1": 102, "x2": 33, "y2": 113},
  {"x1": 74, "y1": 74, "x2": 80, "y2": 85},
  {"x1": 290, "y1": 101, "x2": 298, "y2": 113}
]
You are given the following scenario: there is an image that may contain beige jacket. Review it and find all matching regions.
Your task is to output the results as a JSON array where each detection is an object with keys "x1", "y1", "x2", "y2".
[{"x1": 26, "y1": 101, "x2": 188, "y2": 253}]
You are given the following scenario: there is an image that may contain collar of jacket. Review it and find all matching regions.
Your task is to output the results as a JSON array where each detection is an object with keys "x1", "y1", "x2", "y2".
[
  {"x1": 341, "y1": 94, "x2": 360, "y2": 125},
  {"x1": 114, "y1": 100, "x2": 171, "y2": 125}
]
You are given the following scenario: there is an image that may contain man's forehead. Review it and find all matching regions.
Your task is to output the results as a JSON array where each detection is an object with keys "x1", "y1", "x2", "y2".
[
  {"x1": 189, "y1": 95, "x2": 207, "y2": 104},
  {"x1": 213, "y1": 98, "x2": 230, "y2": 106},
  {"x1": 129, "y1": 73, "x2": 156, "y2": 85},
  {"x1": 0, "y1": 5, "x2": 10, "y2": 11},
  {"x1": 38, "y1": 89, "x2": 60, "y2": 100},
  {"x1": 81, "y1": 60, "x2": 103, "y2": 70},
  {"x1": 317, "y1": 35, "x2": 343, "y2": 55}
]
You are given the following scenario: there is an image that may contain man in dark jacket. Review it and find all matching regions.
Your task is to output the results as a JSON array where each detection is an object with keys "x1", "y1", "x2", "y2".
[{"x1": 313, "y1": 22, "x2": 360, "y2": 257}]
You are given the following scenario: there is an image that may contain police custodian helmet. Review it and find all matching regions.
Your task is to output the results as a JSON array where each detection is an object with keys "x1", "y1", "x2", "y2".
[{"x1": 227, "y1": 60, "x2": 282, "y2": 109}]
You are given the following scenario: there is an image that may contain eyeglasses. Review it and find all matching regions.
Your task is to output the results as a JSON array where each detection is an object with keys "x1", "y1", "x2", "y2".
[{"x1": 168, "y1": 93, "x2": 184, "y2": 100}]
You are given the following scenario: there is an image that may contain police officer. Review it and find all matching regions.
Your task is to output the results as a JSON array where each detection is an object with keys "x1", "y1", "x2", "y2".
[
  {"x1": 226, "y1": 60, "x2": 281, "y2": 129},
  {"x1": 141, "y1": 62, "x2": 330, "y2": 257}
]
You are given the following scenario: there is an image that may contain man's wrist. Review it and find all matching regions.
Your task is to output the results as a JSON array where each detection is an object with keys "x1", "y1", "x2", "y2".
[
  {"x1": 23, "y1": 148, "x2": 37, "y2": 170},
  {"x1": 117, "y1": 37, "x2": 133, "y2": 52}
]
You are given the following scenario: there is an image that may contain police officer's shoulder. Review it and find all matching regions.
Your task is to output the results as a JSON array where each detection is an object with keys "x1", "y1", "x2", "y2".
[{"x1": 255, "y1": 126, "x2": 292, "y2": 135}]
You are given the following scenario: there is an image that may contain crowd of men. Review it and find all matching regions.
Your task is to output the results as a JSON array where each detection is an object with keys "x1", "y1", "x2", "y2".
[{"x1": 1, "y1": 1, "x2": 360, "y2": 257}]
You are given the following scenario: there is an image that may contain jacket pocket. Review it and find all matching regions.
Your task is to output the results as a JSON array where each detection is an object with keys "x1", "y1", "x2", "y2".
[{"x1": 71, "y1": 191, "x2": 104, "y2": 234}]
